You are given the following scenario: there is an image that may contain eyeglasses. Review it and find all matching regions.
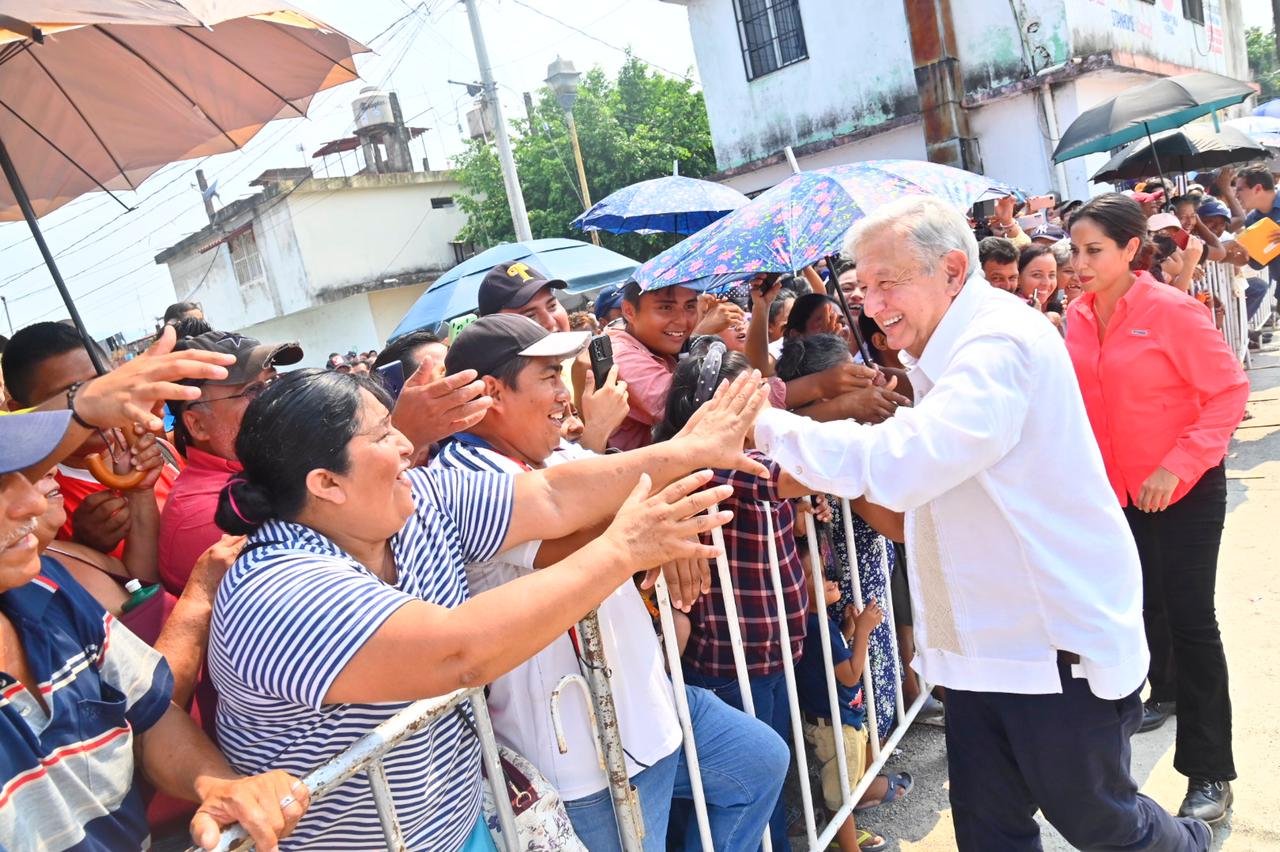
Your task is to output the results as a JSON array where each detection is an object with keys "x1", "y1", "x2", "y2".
[{"x1": 188, "y1": 376, "x2": 276, "y2": 408}]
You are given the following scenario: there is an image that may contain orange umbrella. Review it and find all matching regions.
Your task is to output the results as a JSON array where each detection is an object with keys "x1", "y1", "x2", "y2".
[{"x1": 0, "y1": 2, "x2": 367, "y2": 370}]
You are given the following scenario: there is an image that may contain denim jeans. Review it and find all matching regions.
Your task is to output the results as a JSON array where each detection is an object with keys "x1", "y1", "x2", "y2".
[
  {"x1": 683, "y1": 670, "x2": 794, "y2": 852},
  {"x1": 564, "y1": 684, "x2": 787, "y2": 852}
]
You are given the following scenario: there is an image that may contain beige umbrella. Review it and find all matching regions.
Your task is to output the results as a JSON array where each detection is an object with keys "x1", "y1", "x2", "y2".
[{"x1": 0, "y1": 2, "x2": 367, "y2": 371}]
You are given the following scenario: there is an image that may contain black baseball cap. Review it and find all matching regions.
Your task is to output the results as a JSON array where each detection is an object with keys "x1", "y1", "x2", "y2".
[
  {"x1": 445, "y1": 314, "x2": 588, "y2": 378},
  {"x1": 477, "y1": 261, "x2": 567, "y2": 316},
  {"x1": 174, "y1": 331, "x2": 303, "y2": 386}
]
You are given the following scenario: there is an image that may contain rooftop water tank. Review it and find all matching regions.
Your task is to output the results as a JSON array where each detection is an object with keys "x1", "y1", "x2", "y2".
[{"x1": 352, "y1": 86, "x2": 394, "y2": 131}]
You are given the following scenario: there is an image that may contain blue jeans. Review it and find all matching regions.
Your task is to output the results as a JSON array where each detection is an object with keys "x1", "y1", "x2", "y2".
[
  {"x1": 564, "y1": 685, "x2": 787, "y2": 852},
  {"x1": 683, "y1": 670, "x2": 794, "y2": 852},
  {"x1": 1245, "y1": 276, "x2": 1268, "y2": 323}
]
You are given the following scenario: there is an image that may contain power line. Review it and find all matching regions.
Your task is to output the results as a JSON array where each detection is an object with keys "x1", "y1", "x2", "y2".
[{"x1": 506, "y1": 0, "x2": 696, "y2": 84}]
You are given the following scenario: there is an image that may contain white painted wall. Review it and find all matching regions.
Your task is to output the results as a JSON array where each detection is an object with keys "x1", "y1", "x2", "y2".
[
  {"x1": 238, "y1": 294, "x2": 381, "y2": 368},
  {"x1": 969, "y1": 93, "x2": 1058, "y2": 196},
  {"x1": 683, "y1": 0, "x2": 918, "y2": 172},
  {"x1": 1065, "y1": 0, "x2": 1247, "y2": 79},
  {"x1": 287, "y1": 177, "x2": 465, "y2": 297}
]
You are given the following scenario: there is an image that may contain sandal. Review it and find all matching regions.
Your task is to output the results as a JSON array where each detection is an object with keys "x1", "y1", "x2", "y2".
[
  {"x1": 858, "y1": 828, "x2": 888, "y2": 851},
  {"x1": 854, "y1": 770, "x2": 913, "y2": 813}
]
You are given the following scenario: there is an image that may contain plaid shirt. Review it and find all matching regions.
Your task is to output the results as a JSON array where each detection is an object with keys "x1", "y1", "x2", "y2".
[{"x1": 683, "y1": 452, "x2": 809, "y2": 678}]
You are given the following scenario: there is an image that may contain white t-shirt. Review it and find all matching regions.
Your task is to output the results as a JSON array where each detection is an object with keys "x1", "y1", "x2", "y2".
[{"x1": 430, "y1": 437, "x2": 681, "y2": 801}]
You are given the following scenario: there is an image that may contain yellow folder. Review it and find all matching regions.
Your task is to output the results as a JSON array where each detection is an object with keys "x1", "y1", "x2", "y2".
[{"x1": 1237, "y1": 216, "x2": 1280, "y2": 266}]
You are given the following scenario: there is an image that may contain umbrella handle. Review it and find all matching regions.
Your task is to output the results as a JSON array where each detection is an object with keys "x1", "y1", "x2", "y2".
[{"x1": 85, "y1": 428, "x2": 148, "y2": 490}]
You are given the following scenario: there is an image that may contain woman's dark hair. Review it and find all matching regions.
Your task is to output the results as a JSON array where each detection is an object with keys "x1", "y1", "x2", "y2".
[
  {"x1": 1069, "y1": 192, "x2": 1154, "y2": 271},
  {"x1": 215, "y1": 369, "x2": 393, "y2": 535},
  {"x1": 1017, "y1": 243, "x2": 1054, "y2": 273},
  {"x1": 784, "y1": 293, "x2": 838, "y2": 338},
  {"x1": 652, "y1": 338, "x2": 751, "y2": 443},
  {"x1": 163, "y1": 301, "x2": 202, "y2": 324},
  {"x1": 775, "y1": 333, "x2": 852, "y2": 381},
  {"x1": 767, "y1": 290, "x2": 796, "y2": 325},
  {"x1": 856, "y1": 312, "x2": 884, "y2": 365}
]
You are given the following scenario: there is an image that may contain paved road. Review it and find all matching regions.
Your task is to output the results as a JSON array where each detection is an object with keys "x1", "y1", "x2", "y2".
[{"x1": 852, "y1": 349, "x2": 1280, "y2": 851}]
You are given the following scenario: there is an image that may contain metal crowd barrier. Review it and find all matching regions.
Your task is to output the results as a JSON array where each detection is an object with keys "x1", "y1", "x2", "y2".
[
  {"x1": 1198, "y1": 261, "x2": 1249, "y2": 364},
  {"x1": 192, "y1": 688, "x2": 519, "y2": 852},
  {"x1": 200, "y1": 497, "x2": 925, "y2": 851}
]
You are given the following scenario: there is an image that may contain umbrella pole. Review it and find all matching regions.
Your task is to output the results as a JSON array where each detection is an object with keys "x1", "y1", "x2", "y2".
[
  {"x1": 825, "y1": 255, "x2": 875, "y2": 365},
  {"x1": 0, "y1": 137, "x2": 109, "y2": 376},
  {"x1": 1143, "y1": 122, "x2": 1171, "y2": 212}
]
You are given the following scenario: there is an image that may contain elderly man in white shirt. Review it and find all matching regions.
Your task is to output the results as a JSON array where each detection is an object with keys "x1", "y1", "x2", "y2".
[{"x1": 753, "y1": 196, "x2": 1210, "y2": 851}]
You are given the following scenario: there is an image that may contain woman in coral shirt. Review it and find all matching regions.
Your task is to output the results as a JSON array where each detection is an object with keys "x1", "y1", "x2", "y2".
[{"x1": 1065, "y1": 193, "x2": 1248, "y2": 826}]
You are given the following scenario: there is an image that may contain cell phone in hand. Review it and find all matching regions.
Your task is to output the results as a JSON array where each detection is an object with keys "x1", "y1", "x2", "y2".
[
  {"x1": 1027, "y1": 194, "x2": 1057, "y2": 213},
  {"x1": 1171, "y1": 228, "x2": 1190, "y2": 250},
  {"x1": 588, "y1": 334, "x2": 614, "y2": 389},
  {"x1": 974, "y1": 198, "x2": 999, "y2": 221},
  {"x1": 376, "y1": 360, "x2": 407, "y2": 400}
]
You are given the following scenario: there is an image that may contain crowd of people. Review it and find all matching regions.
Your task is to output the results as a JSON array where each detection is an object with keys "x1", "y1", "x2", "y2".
[{"x1": 0, "y1": 166, "x2": 1263, "y2": 852}]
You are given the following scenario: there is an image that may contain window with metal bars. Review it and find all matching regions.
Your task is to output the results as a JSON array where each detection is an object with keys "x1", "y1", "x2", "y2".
[
  {"x1": 229, "y1": 229, "x2": 266, "y2": 288},
  {"x1": 1182, "y1": 0, "x2": 1204, "y2": 24},
  {"x1": 735, "y1": 0, "x2": 808, "y2": 81}
]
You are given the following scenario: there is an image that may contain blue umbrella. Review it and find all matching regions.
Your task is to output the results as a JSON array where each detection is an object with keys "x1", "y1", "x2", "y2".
[
  {"x1": 388, "y1": 238, "x2": 637, "y2": 340},
  {"x1": 571, "y1": 175, "x2": 749, "y2": 235},
  {"x1": 635, "y1": 160, "x2": 1016, "y2": 291},
  {"x1": 1225, "y1": 115, "x2": 1280, "y2": 148},
  {"x1": 1253, "y1": 99, "x2": 1280, "y2": 119}
]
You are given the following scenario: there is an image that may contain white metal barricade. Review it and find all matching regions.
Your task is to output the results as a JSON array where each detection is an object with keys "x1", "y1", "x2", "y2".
[
  {"x1": 201, "y1": 497, "x2": 928, "y2": 852},
  {"x1": 1198, "y1": 261, "x2": 1249, "y2": 364},
  {"x1": 192, "y1": 688, "x2": 519, "y2": 852},
  {"x1": 653, "y1": 497, "x2": 930, "y2": 851}
]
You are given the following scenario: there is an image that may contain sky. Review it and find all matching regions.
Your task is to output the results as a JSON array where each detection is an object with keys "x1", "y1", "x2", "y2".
[
  {"x1": 0, "y1": 0, "x2": 700, "y2": 340},
  {"x1": 1, "y1": 0, "x2": 1275, "y2": 341}
]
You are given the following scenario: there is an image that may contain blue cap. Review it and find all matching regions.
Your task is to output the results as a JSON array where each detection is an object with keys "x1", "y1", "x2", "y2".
[
  {"x1": 1030, "y1": 223, "x2": 1067, "y2": 242},
  {"x1": 593, "y1": 282, "x2": 627, "y2": 320},
  {"x1": 0, "y1": 410, "x2": 72, "y2": 475},
  {"x1": 1197, "y1": 199, "x2": 1230, "y2": 221}
]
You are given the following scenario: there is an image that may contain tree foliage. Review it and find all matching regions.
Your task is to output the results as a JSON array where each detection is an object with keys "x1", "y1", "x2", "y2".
[
  {"x1": 1247, "y1": 27, "x2": 1280, "y2": 103},
  {"x1": 453, "y1": 53, "x2": 716, "y2": 262}
]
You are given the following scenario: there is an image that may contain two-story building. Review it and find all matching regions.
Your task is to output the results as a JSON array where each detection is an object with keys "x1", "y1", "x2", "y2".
[
  {"x1": 667, "y1": 0, "x2": 1251, "y2": 198},
  {"x1": 154, "y1": 88, "x2": 468, "y2": 362}
]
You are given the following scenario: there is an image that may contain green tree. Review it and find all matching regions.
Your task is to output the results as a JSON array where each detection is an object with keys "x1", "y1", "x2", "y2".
[
  {"x1": 453, "y1": 53, "x2": 716, "y2": 262},
  {"x1": 1247, "y1": 27, "x2": 1280, "y2": 102}
]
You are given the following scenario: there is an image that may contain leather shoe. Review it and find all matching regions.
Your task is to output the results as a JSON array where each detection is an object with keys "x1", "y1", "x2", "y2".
[
  {"x1": 1138, "y1": 699, "x2": 1174, "y2": 733},
  {"x1": 1178, "y1": 778, "x2": 1232, "y2": 824}
]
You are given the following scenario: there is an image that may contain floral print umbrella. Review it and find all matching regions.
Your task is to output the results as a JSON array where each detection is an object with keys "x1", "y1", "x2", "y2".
[{"x1": 636, "y1": 159, "x2": 1017, "y2": 291}]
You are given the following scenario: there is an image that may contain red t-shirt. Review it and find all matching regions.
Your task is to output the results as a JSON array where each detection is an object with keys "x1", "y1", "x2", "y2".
[
  {"x1": 158, "y1": 447, "x2": 241, "y2": 595},
  {"x1": 55, "y1": 462, "x2": 180, "y2": 558}
]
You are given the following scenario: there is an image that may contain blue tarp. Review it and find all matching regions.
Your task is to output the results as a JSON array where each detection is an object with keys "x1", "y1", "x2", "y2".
[{"x1": 388, "y1": 238, "x2": 637, "y2": 341}]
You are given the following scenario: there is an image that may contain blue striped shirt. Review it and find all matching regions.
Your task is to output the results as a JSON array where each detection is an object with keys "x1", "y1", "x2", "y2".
[
  {"x1": 208, "y1": 466, "x2": 514, "y2": 851},
  {"x1": 0, "y1": 557, "x2": 172, "y2": 851}
]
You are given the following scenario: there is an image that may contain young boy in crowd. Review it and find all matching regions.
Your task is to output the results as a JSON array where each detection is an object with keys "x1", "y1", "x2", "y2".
[{"x1": 795, "y1": 561, "x2": 886, "y2": 852}]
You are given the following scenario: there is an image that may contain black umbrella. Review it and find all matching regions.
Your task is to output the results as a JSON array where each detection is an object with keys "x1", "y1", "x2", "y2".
[
  {"x1": 1091, "y1": 125, "x2": 1267, "y2": 183},
  {"x1": 1053, "y1": 72, "x2": 1254, "y2": 163}
]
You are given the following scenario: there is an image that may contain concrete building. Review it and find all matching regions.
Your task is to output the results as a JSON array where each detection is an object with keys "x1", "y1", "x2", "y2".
[
  {"x1": 155, "y1": 89, "x2": 468, "y2": 363},
  {"x1": 666, "y1": 0, "x2": 1251, "y2": 199}
]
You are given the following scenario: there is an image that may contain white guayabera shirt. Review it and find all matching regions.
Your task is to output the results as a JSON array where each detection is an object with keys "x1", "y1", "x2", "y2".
[{"x1": 755, "y1": 276, "x2": 1149, "y2": 700}]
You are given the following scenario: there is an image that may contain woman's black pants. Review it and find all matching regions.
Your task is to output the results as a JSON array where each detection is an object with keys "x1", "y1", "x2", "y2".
[{"x1": 1124, "y1": 463, "x2": 1236, "y2": 782}]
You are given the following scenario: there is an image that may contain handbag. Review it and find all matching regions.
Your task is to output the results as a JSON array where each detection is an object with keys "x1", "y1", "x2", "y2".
[{"x1": 458, "y1": 708, "x2": 586, "y2": 851}]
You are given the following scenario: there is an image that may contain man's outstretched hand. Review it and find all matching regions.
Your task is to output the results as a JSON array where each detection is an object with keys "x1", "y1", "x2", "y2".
[
  {"x1": 673, "y1": 369, "x2": 769, "y2": 478},
  {"x1": 392, "y1": 365, "x2": 493, "y2": 452}
]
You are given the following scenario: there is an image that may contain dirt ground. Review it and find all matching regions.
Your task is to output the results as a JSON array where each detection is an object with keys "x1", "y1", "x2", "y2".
[{"x1": 852, "y1": 349, "x2": 1280, "y2": 852}]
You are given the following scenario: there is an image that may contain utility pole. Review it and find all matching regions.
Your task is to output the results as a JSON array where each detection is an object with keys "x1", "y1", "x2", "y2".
[{"x1": 463, "y1": 0, "x2": 532, "y2": 242}]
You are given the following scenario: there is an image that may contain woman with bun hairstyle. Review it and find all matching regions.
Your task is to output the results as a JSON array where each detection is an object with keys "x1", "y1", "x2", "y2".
[
  {"x1": 205, "y1": 368, "x2": 766, "y2": 850},
  {"x1": 1065, "y1": 193, "x2": 1248, "y2": 825}
]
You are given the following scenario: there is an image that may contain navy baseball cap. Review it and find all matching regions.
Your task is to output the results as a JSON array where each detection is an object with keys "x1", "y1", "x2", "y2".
[
  {"x1": 478, "y1": 261, "x2": 566, "y2": 316},
  {"x1": 1197, "y1": 198, "x2": 1231, "y2": 221},
  {"x1": 445, "y1": 314, "x2": 588, "y2": 379},
  {"x1": 1029, "y1": 223, "x2": 1067, "y2": 243},
  {"x1": 0, "y1": 410, "x2": 72, "y2": 475},
  {"x1": 593, "y1": 282, "x2": 627, "y2": 320}
]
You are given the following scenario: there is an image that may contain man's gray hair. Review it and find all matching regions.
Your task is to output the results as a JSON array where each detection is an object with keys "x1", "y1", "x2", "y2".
[
  {"x1": 1049, "y1": 238, "x2": 1072, "y2": 266},
  {"x1": 842, "y1": 195, "x2": 979, "y2": 278}
]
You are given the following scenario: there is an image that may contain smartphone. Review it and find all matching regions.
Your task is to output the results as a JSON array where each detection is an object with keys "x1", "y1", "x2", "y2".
[
  {"x1": 1027, "y1": 194, "x2": 1057, "y2": 213},
  {"x1": 1171, "y1": 228, "x2": 1190, "y2": 250},
  {"x1": 588, "y1": 334, "x2": 614, "y2": 389},
  {"x1": 974, "y1": 198, "x2": 999, "y2": 220},
  {"x1": 376, "y1": 360, "x2": 406, "y2": 400}
]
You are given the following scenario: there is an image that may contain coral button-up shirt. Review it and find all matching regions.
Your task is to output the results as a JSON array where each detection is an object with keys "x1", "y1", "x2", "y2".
[{"x1": 1065, "y1": 272, "x2": 1248, "y2": 507}]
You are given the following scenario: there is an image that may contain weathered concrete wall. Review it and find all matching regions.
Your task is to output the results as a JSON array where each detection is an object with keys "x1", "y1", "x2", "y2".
[
  {"x1": 1064, "y1": 0, "x2": 1247, "y2": 78},
  {"x1": 684, "y1": 0, "x2": 919, "y2": 171}
]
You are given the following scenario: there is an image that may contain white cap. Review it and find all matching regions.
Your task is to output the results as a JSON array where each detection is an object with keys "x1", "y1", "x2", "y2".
[{"x1": 1147, "y1": 212, "x2": 1182, "y2": 232}]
